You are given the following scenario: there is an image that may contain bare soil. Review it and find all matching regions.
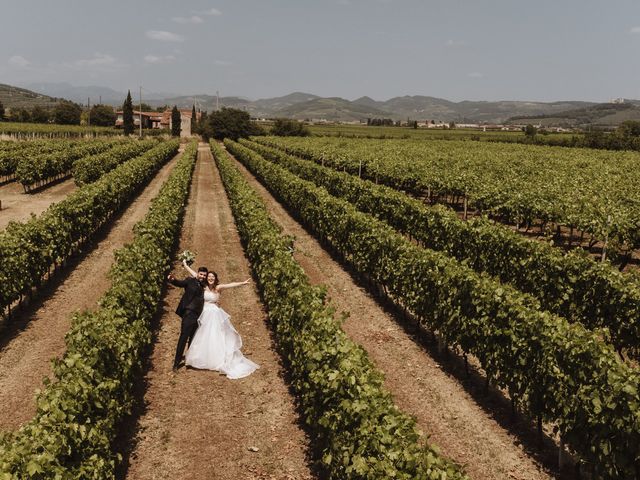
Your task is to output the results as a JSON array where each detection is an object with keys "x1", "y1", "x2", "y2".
[
  {"x1": 226, "y1": 148, "x2": 561, "y2": 480},
  {"x1": 121, "y1": 144, "x2": 314, "y2": 480},
  {"x1": 0, "y1": 178, "x2": 77, "y2": 230},
  {"x1": 0, "y1": 156, "x2": 180, "y2": 431}
]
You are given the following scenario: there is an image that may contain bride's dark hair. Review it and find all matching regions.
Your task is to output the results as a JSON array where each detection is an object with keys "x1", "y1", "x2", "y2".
[{"x1": 207, "y1": 271, "x2": 219, "y2": 289}]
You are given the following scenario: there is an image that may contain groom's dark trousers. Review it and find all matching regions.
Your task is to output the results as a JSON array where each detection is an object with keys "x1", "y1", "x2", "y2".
[{"x1": 170, "y1": 276, "x2": 205, "y2": 368}]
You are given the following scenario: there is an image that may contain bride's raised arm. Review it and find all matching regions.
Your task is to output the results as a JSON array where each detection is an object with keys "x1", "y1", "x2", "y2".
[
  {"x1": 182, "y1": 259, "x2": 198, "y2": 278},
  {"x1": 216, "y1": 279, "x2": 250, "y2": 291}
]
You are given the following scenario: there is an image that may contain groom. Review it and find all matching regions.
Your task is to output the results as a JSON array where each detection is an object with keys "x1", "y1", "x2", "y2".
[{"x1": 167, "y1": 266, "x2": 208, "y2": 371}]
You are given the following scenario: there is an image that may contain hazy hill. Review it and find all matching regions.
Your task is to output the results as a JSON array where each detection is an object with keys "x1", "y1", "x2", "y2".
[
  {"x1": 150, "y1": 94, "x2": 253, "y2": 112},
  {"x1": 277, "y1": 97, "x2": 392, "y2": 122},
  {"x1": 353, "y1": 96, "x2": 383, "y2": 109},
  {"x1": 25, "y1": 82, "x2": 178, "y2": 106},
  {"x1": 130, "y1": 92, "x2": 608, "y2": 124},
  {"x1": 508, "y1": 102, "x2": 640, "y2": 127},
  {"x1": 379, "y1": 95, "x2": 459, "y2": 120},
  {"x1": 7, "y1": 81, "x2": 637, "y2": 125},
  {"x1": 252, "y1": 92, "x2": 321, "y2": 112},
  {"x1": 26, "y1": 82, "x2": 124, "y2": 105},
  {"x1": 0, "y1": 83, "x2": 61, "y2": 109}
]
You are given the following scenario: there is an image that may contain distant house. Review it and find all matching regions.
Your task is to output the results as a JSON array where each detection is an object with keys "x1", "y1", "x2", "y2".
[
  {"x1": 164, "y1": 109, "x2": 202, "y2": 137},
  {"x1": 115, "y1": 108, "x2": 201, "y2": 136},
  {"x1": 115, "y1": 111, "x2": 165, "y2": 129}
]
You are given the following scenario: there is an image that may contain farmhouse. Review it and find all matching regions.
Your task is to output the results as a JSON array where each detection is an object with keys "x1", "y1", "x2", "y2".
[
  {"x1": 114, "y1": 108, "x2": 201, "y2": 136},
  {"x1": 115, "y1": 111, "x2": 165, "y2": 129},
  {"x1": 163, "y1": 109, "x2": 201, "y2": 137}
]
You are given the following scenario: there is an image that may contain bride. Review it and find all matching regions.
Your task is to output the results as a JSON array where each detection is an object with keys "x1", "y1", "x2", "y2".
[{"x1": 181, "y1": 260, "x2": 259, "y2": 379}]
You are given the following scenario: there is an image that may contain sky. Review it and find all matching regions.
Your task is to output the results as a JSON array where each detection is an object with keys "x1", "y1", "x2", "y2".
[{"x1": 1, "y1": 0, "x2": 639, "y2": 102}]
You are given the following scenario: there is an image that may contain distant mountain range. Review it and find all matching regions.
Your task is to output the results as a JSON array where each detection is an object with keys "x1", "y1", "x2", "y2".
[
  {"x1": 8, "y1": 82, "x2": 640, "y2": 125},
  {"x1": 24, "y1": 82, "x2": 177, "y2": 106}
]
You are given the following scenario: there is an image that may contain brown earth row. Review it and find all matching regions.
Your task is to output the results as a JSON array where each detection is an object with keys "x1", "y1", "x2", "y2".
[
  {"x1": 0, "y1": 154, "x2": 181, "y2": 431},
  {"x1": 121, "y1": 143, "x2": 314, "y2": 480},
  {"x1": 0, "y1": 178, "x2": 77, "y2": 230}
]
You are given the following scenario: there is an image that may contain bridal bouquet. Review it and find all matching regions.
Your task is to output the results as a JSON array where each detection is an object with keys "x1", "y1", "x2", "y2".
[{"x1": 178, "y1": 249, "x2": 197, "y2": 266}]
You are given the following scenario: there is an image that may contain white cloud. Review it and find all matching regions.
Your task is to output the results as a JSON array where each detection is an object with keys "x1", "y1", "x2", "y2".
[
  {"x1": 144, "y1": 54, "x2": 177, "y2": 64},
  {"x1": 56, "y1": 53, "x2": 127, "y2": 72},
  {"x1": 172, "y1": 15, "x2": 204, "y2": 24},
  {"x1": 445, "y1": 39, "x2": 465, "y2": 47},
  {"x1": 468, "y1": 72, "x2": 484, "y2": 78},
  {"x1": 146, "y1": 30, "x2": 185, "y2": 42},
  {"x1": 74, "y1": 53, "x2": 118, "y2": 68},
  {"x1": 200, "y1": 7, "x2": 222, "y2": 16},
  {"x1": 8, "y1": 55, "x2": 30, "y2": 68},
  {"x1": 630, "y1": 26, "x2": 640, "y2": 34}
]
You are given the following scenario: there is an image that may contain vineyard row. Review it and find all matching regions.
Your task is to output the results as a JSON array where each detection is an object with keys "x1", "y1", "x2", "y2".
[
  {"x1": 254, "y1": 136, "x2": 640, "y2": 263},
  {"x1": 212, "y1": 141, "x2": 468, "y2": 479},
  {"x1": 0, "y1": 140, "x2": 180, "y2": 317},
  {"x1": 0, "y1": 142, "x2": 198, "y2": 478},
  {"x1": 225, "y1": 139, "x2": 640, "y2": 479},
  {"x1": 240, "y1": 139, "x2": 640, "y2": 359}
]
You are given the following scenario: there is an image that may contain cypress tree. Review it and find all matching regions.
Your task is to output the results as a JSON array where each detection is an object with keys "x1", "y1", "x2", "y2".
[
  {"x1": 191, "y1": 104, "x2": 196, "y2": 134},
  {"x1": 171, "y1": 106, "x2": 181, "y2": 137},
  {"x1": 122, "y1": 90, "x2": 134, "y2": 135}
]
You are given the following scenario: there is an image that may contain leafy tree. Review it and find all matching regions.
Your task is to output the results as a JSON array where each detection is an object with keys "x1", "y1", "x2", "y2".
[
  {"x1": 617, "y1": 120, "x2": 640, "y2": 138},
  {"x1": 271, "y1": 118, "x2": 310, "y2": 136},
  {"x1": 31, "y1": 106, "x2": 50, "y2": 123},
  {"x1": 196, "y1": 110, "x2": 208, "y2": 134},
  {"x1": 53, "y1": 102, "x2": 82, "y2": 125},
  {"x1": 413, "y1": 120, "x2": 418, "y2": 129},
  {"x1": 122, "y1": 90, "x2": 134, "y2": 135},
  {"x1": 367, "y1": 118, "x2": 394, "y2": 126},
  {"x1": 171, "y1": 106, "x2": 181, "y2": 137},
  {"x1": 523, "y1": 124, "x2": 537, "y2": 138},
  {"x1": 90, "y1": 104, "x2": 116, "y2": 127},
  {"x1": 203, "y1": 107, "x2": 263, "y2": 141},
  {"x1": 0, "y1": 101, "x2": 4, "y2": 121},
  {"x1": 449, "y1": 121, "x2": 456, "y2": 129},
  {"x1": 15, "y1": 108, "x2": 32, "y2": 123},
  {"x1": 138, "y1": 102, "x2": 154, "y2": 112}
]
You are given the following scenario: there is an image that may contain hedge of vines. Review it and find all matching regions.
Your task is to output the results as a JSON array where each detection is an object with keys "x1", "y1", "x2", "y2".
[
  {"x1": 225, "y1": 139, "x2": 640, "y2": 479},
  {"x1": 0, "y1": 141, "x2": 197, "y2": 478}
]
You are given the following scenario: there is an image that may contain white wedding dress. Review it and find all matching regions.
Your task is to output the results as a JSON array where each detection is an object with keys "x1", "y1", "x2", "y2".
[{"x1": 185, "y1": 289, "x2": 259, "y2": 379}]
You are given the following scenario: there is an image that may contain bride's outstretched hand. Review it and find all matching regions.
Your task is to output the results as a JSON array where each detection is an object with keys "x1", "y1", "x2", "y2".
[{"x1": 243, "y1": 279, "x2": 251, "y2": 285}]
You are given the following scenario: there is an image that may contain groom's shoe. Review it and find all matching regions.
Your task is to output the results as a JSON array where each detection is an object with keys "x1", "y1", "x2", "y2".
[{"x1": 172, "y1": 361, "x2": 185, "y2": 372}]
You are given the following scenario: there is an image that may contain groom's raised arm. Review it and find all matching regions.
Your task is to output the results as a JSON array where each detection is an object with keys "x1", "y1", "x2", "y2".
[
  {"x1": 167, "y1": 273, "x2": 188, "y2": 288},
  {"x1": 182, "y1": 259, "x2": 198, "y2": 278}
]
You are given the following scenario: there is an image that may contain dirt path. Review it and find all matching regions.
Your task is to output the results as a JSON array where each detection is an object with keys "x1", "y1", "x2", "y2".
[
  {"x1": 0, "y1": 178, "x2": 77, "y2": 230},
  {"x1": 122, "y1": 144, "x2": 313, "y2": 480},
  {"x1": 0, "y1": 156, "x2": 180, "y2": 431},
  {"x1": 226, "y1": 148, "x2": 559, "y2": 480}
]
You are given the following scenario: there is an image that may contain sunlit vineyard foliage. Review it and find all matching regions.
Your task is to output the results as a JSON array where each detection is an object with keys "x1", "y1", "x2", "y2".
[{"x1": 255, "y1": 136, "x2": 640, "y2": 263}]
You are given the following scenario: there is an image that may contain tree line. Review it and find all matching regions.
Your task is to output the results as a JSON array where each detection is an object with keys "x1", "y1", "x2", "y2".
[
  {"x1": 0, "y1": 100, "x2": 118, "y2": 126},
  {"x1": 516, "y1": 120, "x2": 640, "y2": 151},
  {"x1": 1, "y1": 91, "x2": 311, "y2": 140}
]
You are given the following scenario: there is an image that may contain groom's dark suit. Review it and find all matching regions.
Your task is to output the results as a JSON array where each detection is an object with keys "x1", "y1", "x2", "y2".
[{"x1": 170, "y1": 276, "x2": 205, "y2": 369}]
